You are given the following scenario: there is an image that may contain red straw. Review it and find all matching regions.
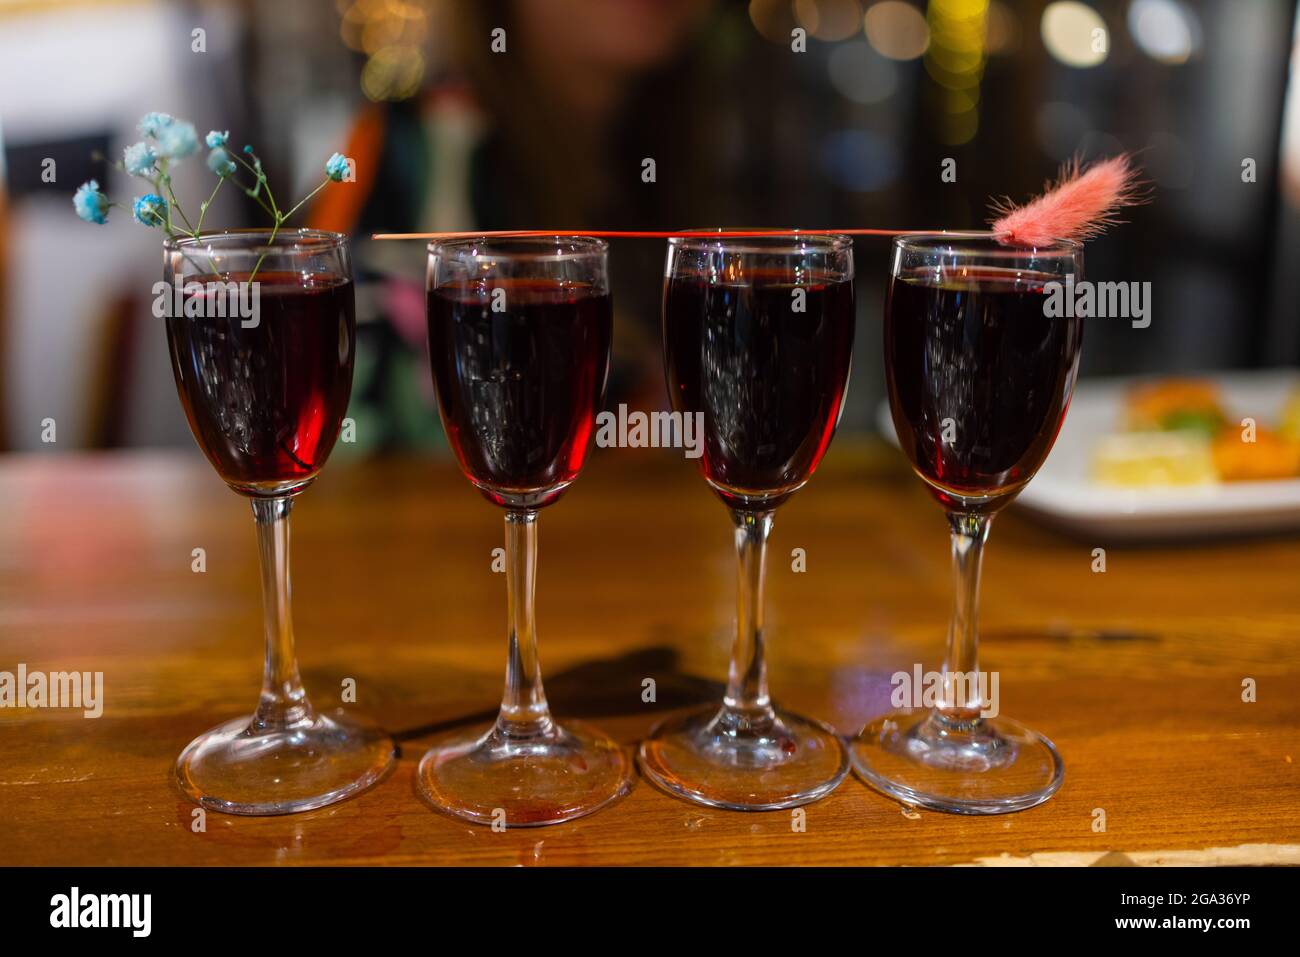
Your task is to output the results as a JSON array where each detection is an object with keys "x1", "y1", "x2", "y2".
[
  {"x1": 375, "y1": 155, "x2": 1143, "y2": 246},
  {"x1": 371, "y1": 228, "x2": 924, "y2": 241}
]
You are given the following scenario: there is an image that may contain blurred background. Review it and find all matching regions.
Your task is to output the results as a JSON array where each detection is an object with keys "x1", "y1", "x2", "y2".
[{"x1": 1, "y1": 0, "x2": 1297, "y2": 455}]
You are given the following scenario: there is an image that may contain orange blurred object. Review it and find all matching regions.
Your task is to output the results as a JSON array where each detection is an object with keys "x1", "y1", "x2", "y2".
[
  {"x1": 1124, "y1": 378, "x2": 1225, "y2": 431},
  {"x1": 1211, "y1": 426, "x2": 1300, "y2": 481}
]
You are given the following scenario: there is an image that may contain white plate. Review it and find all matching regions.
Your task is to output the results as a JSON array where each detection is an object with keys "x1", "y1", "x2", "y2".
[{"x1": 876, "y1": 370, "x2": 1300, "y2": 541}]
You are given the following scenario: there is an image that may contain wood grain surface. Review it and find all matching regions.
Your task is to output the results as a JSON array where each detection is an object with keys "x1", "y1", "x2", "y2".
[{"x1": 1, "y1": 443, "x2": 1297, "y2": 865}]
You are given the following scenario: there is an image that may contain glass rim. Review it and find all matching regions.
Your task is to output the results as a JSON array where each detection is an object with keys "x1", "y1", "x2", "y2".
[
  {"x1": 427, "y1": 235, "x2": 609, "y2": 262},
  {"x1": 162, "y1": 227, "x2": 348, "y2": 252},
  {"x1": 893, "y1": 230, "x2": 1082, "y2": 258},
  {"x1": 668, "y1": 231, "x2": 853, "y2": 255}
]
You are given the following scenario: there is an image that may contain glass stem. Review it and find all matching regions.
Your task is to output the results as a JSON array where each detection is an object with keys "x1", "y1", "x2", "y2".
[
  {"x1": 495, "y1": 510, "x2": 554, "y2": 739},
  {"x1": 723, "y1": 508, "x2": 775, "y2": 721},
  {"x1": 938, "y1": 510, "x2": 993, "y2": 723},
  {"x1": 250, "y1": 496, "x2": 314, "y2": 731}
]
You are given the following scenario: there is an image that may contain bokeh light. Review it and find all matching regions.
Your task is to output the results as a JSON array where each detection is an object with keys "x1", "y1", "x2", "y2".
[
  {"x1": 748, "y1": 0, "x2": 799, "y2": 44},
  {"x1": 819, "y1": 128, "x2": 901, "y2": 191},
  {"x1": 984, "y1": 1, "x2": 1020, "y2": 55},
  {"x1": 1041, "y1": 1, "x2": 1109, "y2": 69},
  {"x1": 795, "y1": 0, "x2": 865, "y2": 42},
  {"x1": 1078, "y1": 128, "x2": 1125, "y2": 160},
  {"x1": 1128, "y1": 0, "x2": 1200, "y2": 65},
  {"x1": 1035, "y1": 100, "x2": 1090, "y2": 159},
  {"x1": 360, "y1": 44, "x2": 424, "y2": 102},
  {"x1": 925, "y1": 0, "x2": 989, "y2": 145},
  {"x1": 339, "y1": 0, "x2": 429, "y2": 101},
  {"x1": 864, "y1": 1, "x2": 930, "y2": 61},
  {"x1": 828, "y1": 40, "x2": 899, "y2": 103}
]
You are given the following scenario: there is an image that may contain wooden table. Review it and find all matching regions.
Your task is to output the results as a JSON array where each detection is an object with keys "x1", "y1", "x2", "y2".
[{"x1": 1, "y1": 444, "x2": 1298, "y2": 866}]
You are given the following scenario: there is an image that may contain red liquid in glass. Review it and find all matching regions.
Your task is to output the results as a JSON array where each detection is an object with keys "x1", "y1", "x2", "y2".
[
  {"x1": 165, "y1": 271, "x2": 355, "y2": 493},
  {"x1": 427, "y1": 279, "x2": 612, "y2": 508},
  {"x1": 884, "y1": 267, "x2": 1083, "y2": 510},
  {"x1": 663, "y1": 270, "x2": 855, "y2": 510}
]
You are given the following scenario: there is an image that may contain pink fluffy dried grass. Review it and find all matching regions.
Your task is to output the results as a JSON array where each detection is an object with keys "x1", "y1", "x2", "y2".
[{"x1": 989, "y1": 154, "x2": 1147, "y2": 247}]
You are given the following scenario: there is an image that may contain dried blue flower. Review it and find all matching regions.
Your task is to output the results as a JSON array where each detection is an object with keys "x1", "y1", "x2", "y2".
[
  {"x1": 77, "y1": 117, "x2": 338, "y2": 236},
  {"x1": 206, "y1": 146, "x2": 237, "y2": 178},
  {"x1": 325, "y1": 152, "x2": 349, "y2": 182},
  {"x1": 123, "y1": 142, "x2": 157, "y2": 177},
  {"x1": 138, "y1": 112, "x2": 174, "y2": 138},
  {"x1": 73, "y1": 180, "x2": 109, "y2": 224},
  {"x1": 133, "y1": 193, "x2": 168, "y2": 228},
  {"x1": 156, "y1": 121, "x2": 199, "y2": 160}
]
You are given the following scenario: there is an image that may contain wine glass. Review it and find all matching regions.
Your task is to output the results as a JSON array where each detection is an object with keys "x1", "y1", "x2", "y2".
[
  {"x1": 166, "y1": 229, "x2": 395, "y2": 815},
  {"x1": 418, "y1": 236, "x2": 632, "y2": 827},
  {"x1": 639, "y1": 233, "x2": 855, "y2": 809},
  {"x1": 851, "y1": 231, "x2": 1084, "y2": 814}
]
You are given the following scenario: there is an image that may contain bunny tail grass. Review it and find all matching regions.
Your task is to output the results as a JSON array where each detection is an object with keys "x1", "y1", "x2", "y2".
[{"x1": 989, "y1": 154, "x2": 1146, "y2": 247}]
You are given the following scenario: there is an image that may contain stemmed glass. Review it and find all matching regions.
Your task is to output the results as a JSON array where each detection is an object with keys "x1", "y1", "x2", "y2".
[
  {"x1": 640, "y1": 233, "x2": 855, "y2": 809},
  {"x1": 851, "y1": 231, "x2": 1084, "y2": 814},
  {"x1": 418, "y1": 236, "x2": 632, "y2": 827},
  {"x1": 166, "y1": 229, "x2": 395, "y2": 815}
]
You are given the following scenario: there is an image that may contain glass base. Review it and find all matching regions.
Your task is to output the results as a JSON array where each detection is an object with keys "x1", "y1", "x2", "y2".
[
  {"x1": 638, "y1": 703, "x2": 849, "y2": 810},
  {"x1": 416, "y1": 719, "x2": 633, "y2": 828},
  {"x1": 174, "y1": 709, "x2": 396, "y2": 816},
  {"x1": 850, "y1": 708, "x2": 1063, "y2": 815}
]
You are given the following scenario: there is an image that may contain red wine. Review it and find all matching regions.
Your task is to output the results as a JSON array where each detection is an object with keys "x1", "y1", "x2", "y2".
[
  {"x1": 884, "y1": 267, "x2": 1082, "y2": 510},
  {"x1": 664, "y1": 270, "x2": 855, "y2": 510},
  {"x1": 427, "y1": 279, "x2": 612, "y2": 509},
  {"x1": 165, "y1": 271, "x2": 355, "y2": 494}
]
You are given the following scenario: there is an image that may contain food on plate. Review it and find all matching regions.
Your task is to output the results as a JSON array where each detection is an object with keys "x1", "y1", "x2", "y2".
[
  {"x1": 1092, "y1": 377, "x2": 1300, "y2": 487},
  {"x1": 1092, "y1": 432, "x2": 1216, "y2": 487},
  {"x1": 1123, "y1": 379, "x2": 1226, "y2": 436},
  {"x1": 1211, "y1": 425, "x2": 1300, "y2": 481},
  {"x1": 1281, "y1": 386, "x2": 1300, "y2": 442}
]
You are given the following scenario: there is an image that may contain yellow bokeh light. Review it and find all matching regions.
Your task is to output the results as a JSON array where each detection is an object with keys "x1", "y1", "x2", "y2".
[
  {"x1": 361, "y1": 45, "x2": 425, "y2": 102},
  {"x1": 340, "y1": 0, "x2": 430, "y2": 101},
  {"x1": 924, "y1": 0, "x2": 987, "y2": 142},
  {"x1": 937, "y1": 106, "x2": 979, "y2": 145},
  {"x1": 937, "y1": 86, "x2": 979, "y2": 113}
]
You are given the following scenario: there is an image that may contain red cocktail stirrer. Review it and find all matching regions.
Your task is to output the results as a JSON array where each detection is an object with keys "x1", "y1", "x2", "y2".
[
  {"x1": 371, "y1": 227, "x2": 918, "y2": 240},
  {"x1": 370, "y1": 155, "x2": 1145, "y2": 246}
]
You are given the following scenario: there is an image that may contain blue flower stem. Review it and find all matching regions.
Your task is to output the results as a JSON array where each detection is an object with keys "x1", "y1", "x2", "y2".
[
  {"x1": 227, "y1": 151, "x2": 280, "y2": 220},
  {"x1": 161, "y1": 184, "x2": 191, "y2": 231},
  {"x1": 156, "y1": 162, "x2": 195, "y2": 234},
  {"x1": 231, "y1": 149, "x2": 279, "y2": 217},
  {"x1": 251, "y1": 158, "x2": 279, "y2": 217},
  {"x1": 239, "y1": 180, "x2": 278, "y2": 220},
  {"x1": 246, "y1": 214, "x2": 284, "y2": 284},
  {"x1": 157, "y1": 173, "x2": 174, "y2": 234},
  {"x1": 281, "y1": 178, "x2": 330, "y2": 222},
  {"x1": 185, "y1": 178, "x2": 229, "y2": 279},
  {"x1": 192, "y1": 177, "x2": 224, "y2": 239}
]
